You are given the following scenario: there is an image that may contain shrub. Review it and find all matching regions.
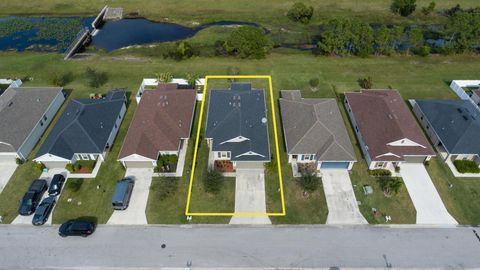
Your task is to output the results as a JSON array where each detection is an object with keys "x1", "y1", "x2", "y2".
[
  {"x1": 357, "y1": 76, "x2": 373, "y2": 89},
  {"x1": 203, "y1": 170, "x2": 223, "y2": 194},
  {"x1": 395, "y1": 166, "x2": 401, "y2": 173},
  {"x1": 33, "y1": 162, "x2": 45, "y2": 173},
  {"x1": 416, "y1": 45, "x2": 431, "y2": 56},
  {"x1": 287, "y1": 2, "x2": 314, "y2": 24},
  {"x1": 85, "y1": 67, "x2": 108, "y2": 88},
  {"x1": 165, "y1": 41, "x2": 197, "y2": 61},
  {"x1": 309, "y1": 78, "x2": 320, "y2": 89},
  {"x1": 264, "y1": 155, "x2": 276, "y2": 173},
  {"x1": 65, "y1": 163, "x2": 74, "y2": 173},
  {"x1": 224, "y1": 26, "x2": 272, "y2": 59},
  {"x1": 15, "y1": 158, "x2": 24, "y2": 165},
  {"x1": 369, "y1": 169, "x2": 392, "y2": 177},
  {"x1": 421, "y1": 1, "x2": 436, "y2": 15},
  {"x1": 453, "y1": 160, "x2": 480, "y2": 173},
  {"x1": 297, "y1": 172, "x2": 320, "y2": 192},
  {"x1": 51, "y1": 71, "x2": 73, "y2": 87},
  {"x1": 378, "y1": 177, "x2": 403, "y2": 196},
  {"x1": 155, "y1": 72, "x2": 173, "y2": 83},
  {"x1": 391, "y1": 0, "x2": 417, "y2": 17}
]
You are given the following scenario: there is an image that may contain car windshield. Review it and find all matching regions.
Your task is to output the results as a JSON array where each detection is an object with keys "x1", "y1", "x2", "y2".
[{"x1": 22, "y1": 198, "x2": 32, "y2": 206}]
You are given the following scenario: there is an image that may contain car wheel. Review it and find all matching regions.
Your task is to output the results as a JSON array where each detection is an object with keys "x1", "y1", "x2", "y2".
[
  {"x1": 82, "y1": 234, "x2": 88, "y2": 238},
  {"x1": 60, "y1": 234, "x2": 67, "y2": 238}
]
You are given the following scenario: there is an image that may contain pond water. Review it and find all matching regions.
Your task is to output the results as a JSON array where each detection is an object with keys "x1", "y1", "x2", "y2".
[
  {"x1": 0, "y1": 17, "x2": 93, "y2": 52},
  {"x1": 90, "y1": 19, "x2": 259, "y2": 51}
]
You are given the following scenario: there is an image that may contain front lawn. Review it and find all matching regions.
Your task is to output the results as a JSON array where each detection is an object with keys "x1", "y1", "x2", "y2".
[{"x1": 426, "y1": 157, "x2": 480, "y2": 225}]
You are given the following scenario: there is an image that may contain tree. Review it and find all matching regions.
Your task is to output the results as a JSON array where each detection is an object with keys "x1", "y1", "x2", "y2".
[
  {"x1": 85, "y1": 67, "x2": 108, "y2": 88},
  {"x1": 391, "y1": 0, "x2": 417, "y2": 17},
  {"x1": 378, "y1": 177, "x2": 403, "y2": 196},
  {"x1": 309, "y1": 78, "x2": 320, "y2": 90},
  {"x1": 203, "y1": 170, "x2": 223, "y2": 194},
  {"x1": 417, "y1": 45, "x2": 431, "y2": 56},
  {"x1": 225, "y1": 26, "x2": 272, "y2": 59},
  {"x1": 155, "y1": 72, "x2": 173, "y2": 83},
  {"x1": 166, "y1": 41, "x2": 196, "y2": 61},
  {"x1": 408, "y1": 27, "x2": 424, "y2": 53},
  {"x1": 358, "y1": 76, "x2": 373, "y2": 89},
  {"x1": 51, "y1": 71, "x2": 73, "y2": 87},
  {"x1": 447, "y1": 10, "x2": 480, "y2": 53},
  {"x1": 421, "y1": 1, "x2": 436, "y2": 15},
  {"x1": 287, "y1": 2, "x2": 314, "y2": 24},
  {"x1": 297, "y1": 172, "x2": 320, "y2": 193},
  {"x1": 186, "y1": 73, "x2": 200, "y2": 87}
]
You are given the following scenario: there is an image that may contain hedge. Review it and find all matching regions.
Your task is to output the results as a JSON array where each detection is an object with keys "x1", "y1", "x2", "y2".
[{"x1": 453, "y1": 160, "x2": 480, "y2": 174}]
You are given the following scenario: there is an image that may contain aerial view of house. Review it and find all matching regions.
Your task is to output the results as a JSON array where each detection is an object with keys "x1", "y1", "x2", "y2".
[
  {"x1": 412, "y1": 99, "x2": 480, "y2": 169},
  {"x1": 118, "y1": 83, "x2": 196, "y2": 171},
  {"x1": 206, "y1": 83, "x2": 270, "y2": 171},
  {"x1": 0, "y1": 87, "x2": 65, "y2": 162},
  {"x1": 344, "y1": 90, "x2": 434, "y2": 171},
  {"x1": 279, "y1": 90, "x2": 356, "y2": 174},
  {"x1": 34, "y1": 90, "x2": 127, "y2": 169}
]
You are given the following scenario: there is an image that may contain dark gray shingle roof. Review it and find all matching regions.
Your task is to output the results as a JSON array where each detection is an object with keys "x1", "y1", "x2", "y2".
[
  {"x1": 206, "y1": 83, "x2": 270, "y2": 161},
  {"x1": 280, "y1": 91, "x2": 356, "y2": 162},
  {"x1": 0, "y1": 87, "x2": 63, "y2": 152},
  {"x1": 415, "y1": 99, "x2": 480, "y2": 156},
  {"x1": 35, "y1": 91, "x2": 126, "y2": 160}
]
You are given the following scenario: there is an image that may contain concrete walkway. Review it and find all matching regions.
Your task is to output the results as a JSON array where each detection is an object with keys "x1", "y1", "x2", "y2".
[
  {"x1": 321, "y1": 169, "x2": 368, "y2": 224},
  {"x1": 107, "y1": 168, "x2": 153, "y2": 225},
  {"x1": 229, "y1": 168, "x2": 271, "y2": 225},
  {"x1": 401, "y1": 163, "x2": 458, "y2": 225},
  {"x1": 0, "y1": 162, "x2": 17, "y2": 194}
]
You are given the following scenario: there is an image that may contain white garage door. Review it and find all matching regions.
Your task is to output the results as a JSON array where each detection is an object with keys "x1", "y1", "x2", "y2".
[
  {"x1": 404, "y1": 156, "x2": 427, "y2": 163},
  {"x1": 124, "y1": 161, "x2": 154, "y2": 168}
]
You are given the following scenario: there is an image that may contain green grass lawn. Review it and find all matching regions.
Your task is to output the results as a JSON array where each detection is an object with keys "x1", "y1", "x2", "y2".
[
  {"x1": 1, "y1": 0, "x2": 478, "y2": 26},
  {"x1": 426, "y1": 157, "x2": 480, "y2": 225}
]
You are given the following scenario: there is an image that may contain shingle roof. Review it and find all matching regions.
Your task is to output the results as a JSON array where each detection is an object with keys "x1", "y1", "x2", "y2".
[
  {"x1": 35, "y1": 90, "x2": 126, "y2": 160},
  {"x1": 415, "y1": 99, "x2": 480, "y2": 156},
  {"x1": 206, "y1": 83, "x2": 270, "y2": 161},
  {"x1": 0, "y1": 87, "x2": 63, "y2": 152},
  {"x1": 118, "y1": 84, "x2": 196, "y2": 160},
  {"x1": 279, "y1": 90, "x2": 356, "y2": 162},
  {"x1": 345, "y1": 90, "x2": 434, "y2": 162}
]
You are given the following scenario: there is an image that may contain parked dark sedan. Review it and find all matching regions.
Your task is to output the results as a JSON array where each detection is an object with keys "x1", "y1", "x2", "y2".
[
  {"x1": 32, "y1": 196, "x2": 56, "y2": 226},
  {"x1": 58, "y1": 220, "x2": 96, "y2": 237},
  {"x1": 18, "y1": 179, "x2": 48, "y2": 216},
  {"x1": 48, "y1": 174, "x2": 66, "y2": 196}
]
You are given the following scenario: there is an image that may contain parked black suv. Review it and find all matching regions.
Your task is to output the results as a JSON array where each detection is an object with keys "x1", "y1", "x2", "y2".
[
  {"x1": 32, "y1": 196, "x2": 56, "y2": 226},
  {"x1": 18, "y1": 179, "x2": 48, "y2": 216},
  {"x1": 48, "y1": 174, "x2": 66, "y2": 196},
  {"x1": 58, "y1": 220, "x2": 96, "y2": 237}
]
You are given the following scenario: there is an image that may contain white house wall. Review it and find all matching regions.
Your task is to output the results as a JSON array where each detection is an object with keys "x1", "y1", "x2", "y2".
[{"x1": 17, "y1": 90, "x2": 66, "y2": 160}]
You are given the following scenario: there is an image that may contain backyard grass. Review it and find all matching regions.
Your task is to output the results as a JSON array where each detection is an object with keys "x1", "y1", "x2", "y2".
[
  {"x1": 426, "y1": 157, "x2": 480, "y2": 225},
  {"x1": 0, "y1": 0, "x2": 478, "y2": 26}
]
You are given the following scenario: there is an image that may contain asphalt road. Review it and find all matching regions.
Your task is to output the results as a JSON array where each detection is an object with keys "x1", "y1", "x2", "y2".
[{"x1": 0, "y1": 225, "x2": 479, "y2": 269}]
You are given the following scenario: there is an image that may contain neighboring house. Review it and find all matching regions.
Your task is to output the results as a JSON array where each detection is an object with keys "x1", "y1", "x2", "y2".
[
  {"x1": 344, "y1": 90, "x2": 434, "y2": 171},
  {"x1": 412, "y1": 99, "x2": 480, "y2": 166},
  {"x1": 118, "y1": 83, "x2": 196, "y2": 168},
  {"x1": 34, "y1": 90, "x2": 127, "y2": 169},
  {"x1": 0, "y1": 87, "x2": 65, "y2": 162},
  {"x1": 206, "y1": 83, "x2": 270, "y2": 170},
  {"x1": 279, "y1": 90, "x2": 356, "y2": 172},
  {"x1": 136, "y1": 78, "x2": 205, "y2": 103},
  {"x1": 471, "y1": 89, "x2": 480, "y2": 106}
]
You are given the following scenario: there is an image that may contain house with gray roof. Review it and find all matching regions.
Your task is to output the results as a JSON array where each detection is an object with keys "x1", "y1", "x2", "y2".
[
  {"x1": 279, "y1": 91, "x2": 356, "y2": 173},
  {"x1": 34, "y1": 90, "x2": 127, "y2": 169},
  {"x1": 412, "y1": 99, "x2": 480, "y2": 166},
  {"x1": 0, "y1": 87, "x2": 65, "y2": 162},
  {"x1": 205, "y1": 83, "x2": 270, "y2": 170}
]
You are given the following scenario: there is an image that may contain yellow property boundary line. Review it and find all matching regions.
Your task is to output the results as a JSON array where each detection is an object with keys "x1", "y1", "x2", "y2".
[{"x1": 185, "y1": 75, "x2": 286, "y2": 217}]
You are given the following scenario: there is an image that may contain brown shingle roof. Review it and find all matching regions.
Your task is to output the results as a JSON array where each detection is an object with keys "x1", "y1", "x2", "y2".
[
  {"x1": 118, "y1": 85, "x2": 196, "y2": 160},
  {"x1": 345, "y1": 90, "x2": 434, "y2": 162}
]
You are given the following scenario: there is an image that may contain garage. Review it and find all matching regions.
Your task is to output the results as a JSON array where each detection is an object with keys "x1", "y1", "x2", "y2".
[
  {"x1": 123, "y1": 161, "x2": 154, "y2": 168},
  {"x1": 320, "y1": 162, "x2": 350, "y2": 169},
  {"x1": 404, "y1": 156, "x2": 427, "y2": 163},
  {"x1": 42, "y1": 161, "x2": 68, "y2": 169}
]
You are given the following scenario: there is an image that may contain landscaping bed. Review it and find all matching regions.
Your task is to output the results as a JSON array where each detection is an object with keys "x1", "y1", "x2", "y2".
[
  {"x1": 453, "y1": 159, "x2": 480, "y2": 174},
  {"x1": 66, "y1": 160, "x2": 96, "y2": 174},
  {"x1": 154, "y1": 154, "x2": 178, "y2": 173}
]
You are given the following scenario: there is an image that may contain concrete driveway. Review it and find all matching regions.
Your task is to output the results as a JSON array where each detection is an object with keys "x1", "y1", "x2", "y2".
[
  {"x1": 322, "y1": 169, "x2": 368, "y2": 225},
  {"x1": 107, "y1": 168, "x2": 153, "y2": 225},
  {"x1": 401, "y1": 163, "x2": 457, "y2": 225},
  {"x1": 0, "y1": 161, "x2": 17, "y2": 193},
  {"x1": 229, "y1": 168, "x2": 271, "y2": 225}
]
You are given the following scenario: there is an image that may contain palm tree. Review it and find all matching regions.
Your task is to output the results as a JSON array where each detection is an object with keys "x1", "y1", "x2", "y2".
[
  {"x1": 186, "y1": 73, "x2": 200, "y2": 88},
  {"x1": 155, "y1": 72, "x2": 173, "y2": 83}
]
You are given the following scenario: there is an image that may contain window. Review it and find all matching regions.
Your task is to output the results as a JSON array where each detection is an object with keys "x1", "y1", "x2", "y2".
[
  {"x1": 40, "y1": 121, "x2": 44, "y2": 126},
  {"x1": 43, "y1": 115, "x2": 47, "y2": 121},
  {"x1": 375, "y1": 162, "x2": 387, "y2": 168},
  {"x1": 226, "y1": 152, "x2": 231, "y2": 158},
  {"x1": 420, "y1": 116, "x2": 423, "y2": 120},
  {"x1": 118, "y1": 115, "x2": 121, "y2": 120},
  {"x1": 114, "y1": 124, "x2": 118, "y2": 129},
  {"x1": 292, "y1": 154, "x2": 298, "y2": 159},
  {"x1": 217, "y1": 152, "x2": 222, "y2": 158},
  {"x1": 81, "y1": 154, "x2": 90, "y2": 160}
]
